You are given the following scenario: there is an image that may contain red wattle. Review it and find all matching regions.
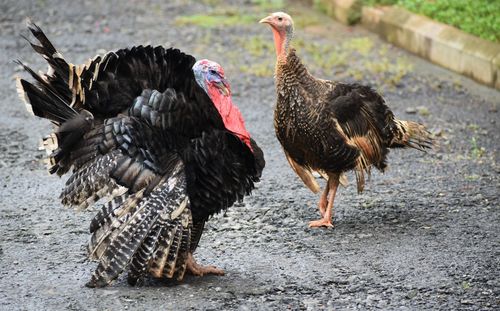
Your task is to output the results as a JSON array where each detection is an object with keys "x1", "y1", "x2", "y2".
[
  {"x1": 271, "y1": 28, "x2": 285, "y2": 58},
  {"x1": 207, "y1": 86, "x2": 252, "y2": 151}
]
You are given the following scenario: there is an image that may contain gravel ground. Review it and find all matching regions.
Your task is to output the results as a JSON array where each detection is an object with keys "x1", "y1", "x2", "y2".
[{"x1": 0, "y1": 0, "x2": 498, "y2": 310}]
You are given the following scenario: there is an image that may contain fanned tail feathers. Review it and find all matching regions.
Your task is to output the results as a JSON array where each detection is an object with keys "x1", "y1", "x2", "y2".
[
  {"x1": 23, "y1": 20, "x2": 73, "y2": 100},
  {"x1": 16, "y1": 68, "x2": 94, "y2": 175},
  {"x1": 15, "y1": 72, "x2": 76, "y2": 123},
  {"x1": 86, "y1": 162, "x2": 193, "y2": 288},
  {"x1": 16, "y1": 21, "x2": 97, "y2": 176}
]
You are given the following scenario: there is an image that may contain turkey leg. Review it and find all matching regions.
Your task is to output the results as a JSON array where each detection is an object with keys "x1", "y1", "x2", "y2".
[
  {"x1": 186, "y1": 253, "x2": 225, "y2": 276},
  {"x1": 318, "y1": 183, "x2": 330, "y2": 217},
  {"x1": 309, "y1": 173, "x2": 340, "y2": 228}
]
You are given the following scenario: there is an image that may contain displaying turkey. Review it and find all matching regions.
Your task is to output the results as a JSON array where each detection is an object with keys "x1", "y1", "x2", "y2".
[
  {"x1": 16, "y1": 21, "x2": 265, "y2": 287},
  {"x1": 260, "y1": 12, "x2": 434, "y2": 228}
]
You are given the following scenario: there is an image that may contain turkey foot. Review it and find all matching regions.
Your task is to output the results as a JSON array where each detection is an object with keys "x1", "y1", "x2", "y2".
[
  {"x1": 309, "y1": 217, "x2": 333, "y2": 228},
  {"x1": 186, "y1": 253, "x2": 225, "y2": 276}
]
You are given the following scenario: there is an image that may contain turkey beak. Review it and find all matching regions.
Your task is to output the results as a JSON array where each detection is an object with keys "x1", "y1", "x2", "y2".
[
  {"x1": 215, "y1": 80, "x2": 230, "y2": 96},
  {"x1": 259, "y1": 16, "x2": 273, "y2": 25}
]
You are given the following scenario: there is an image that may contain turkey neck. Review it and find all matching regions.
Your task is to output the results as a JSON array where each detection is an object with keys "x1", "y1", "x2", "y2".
[
  {"x1": 275, "y1": 49, "x2": 320, "y2": 110},
  {"x1": 273, "y1": 49, "x2": 322, "y2": 146},
  {"x1": 276, "y1": 50, "x2": 316, "y2": 88}
]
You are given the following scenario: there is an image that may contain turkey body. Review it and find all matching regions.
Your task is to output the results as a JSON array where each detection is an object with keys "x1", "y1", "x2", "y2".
[
  {"x1": 261, "y1": 12, "x2": 433, "y2": 228},
  {"x1": 17, "y1": 22, "x2": 264, "y2": 287},
  {"x1": 275, "y1": 52, "x2": 396, "y2": 180}
]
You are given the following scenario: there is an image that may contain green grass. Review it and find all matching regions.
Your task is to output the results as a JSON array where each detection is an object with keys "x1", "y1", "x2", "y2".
[
  {"x1": 239, "y1": 62, "x2": 274, "y2": 77},
  {"x1": 342, "y1": 37, "x2": 374, "y2": 56},
  {"x1": 240, "y1": 36, "x2": 274, "y2": 57},
  {"x1": 175, "y1": 12, "x2": 256, "y2": 28},
  {"x1": 293, "y1": 13, "x2": 322, "y2": 28},
  {"x1": 251, "y1": 0, "x2": 285, "y2": 10},
  {"x1": 292, "y1": 35, "x2": 413, "y2": 87},
  {"x1": 364, "y1": 0, "x2": 500, "y2": 42},
  {"x1": 461, "y1": 281, "x2": 471, "y2": 290},
  {"x1": 470, "y1": 137, "x2": 486, "y2": 159},
  {"x1": 313, "y1": 0, "x2": 329, "y2": 14},
  {"x1": 176, "y1": 0, "x2": 286, "y2": 29}
]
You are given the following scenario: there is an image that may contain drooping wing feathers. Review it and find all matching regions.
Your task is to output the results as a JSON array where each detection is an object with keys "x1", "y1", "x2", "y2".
[
  {"x1": 126, "y1": 217, "x2": 164, "y2": 285},
  {"x1": 61, "y1": 150, "x2": 121, "y2": 209},
  {"x1": 56, "y1": 107, "x2": 261, "y2": 287},
  {"x1": 171, "y1": 223, "x2": 191, "y2": 281},
  {"x1": 148, "y1": 198, "x2": 191, "y2": 281},
  {"x1": 61, "y1": 116, "x2": 177, "y2": 209},
  {"x1": 86, "y1": 162, "x2": 193, "y2": 287},
  {"x1": 148, "y1": 221, "x2": 180, "y2": 278},
  {"x1": 320, "y1": 83, "x2": 395, "y2": 191},
  {"x1": 88, "y1": 190, "x2": 147, "y2": 263},
  {"x1": 284, "y1": 151, "x2": 321, "y2": 193}
]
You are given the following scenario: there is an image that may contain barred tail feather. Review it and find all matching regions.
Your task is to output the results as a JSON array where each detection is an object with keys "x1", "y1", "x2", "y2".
[
  {"x1": 391, "y1": 120, "x2": 435, "y2": 151},
  {"x1": 86, "y1": 162, "x2": 193, "y2": 288}
]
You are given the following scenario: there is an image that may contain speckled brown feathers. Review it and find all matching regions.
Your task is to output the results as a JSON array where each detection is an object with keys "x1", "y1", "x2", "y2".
[
  {"x1": 261, "y1": 11, "x2": 433, "y2": 227},
  {"x1": 275, "y1": 49, "x2": 433, "y2": 193}
]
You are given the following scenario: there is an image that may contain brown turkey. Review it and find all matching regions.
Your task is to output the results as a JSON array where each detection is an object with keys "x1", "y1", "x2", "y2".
[
  {"x1": 260, "y1": 12, "x2": 434, "y2": 228},
  {"x1": 16, "y1": 22, "x2": 265, "y2": 287}
]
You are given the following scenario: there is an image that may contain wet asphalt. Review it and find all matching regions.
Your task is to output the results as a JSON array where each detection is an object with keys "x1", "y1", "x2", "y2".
[{"x1": 0, "y1": 0, "x2": 498, "y2": 310}]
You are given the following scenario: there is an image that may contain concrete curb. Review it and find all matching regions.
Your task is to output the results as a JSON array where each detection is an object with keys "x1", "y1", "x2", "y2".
[
  {"x1": 316, "y1": 1, "x2": 500, "y2": 89},
  {"x1": 316, "y1": 0, "x2": 362, "y2": 25}
]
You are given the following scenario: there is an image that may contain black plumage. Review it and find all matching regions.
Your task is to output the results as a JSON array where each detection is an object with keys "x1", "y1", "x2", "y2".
[{"x1": 16, "y1": 21, "x2": 264, "y2": 287}]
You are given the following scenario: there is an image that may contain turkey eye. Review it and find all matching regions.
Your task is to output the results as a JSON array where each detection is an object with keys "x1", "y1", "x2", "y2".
[
  {"x1": 278, "y1": 17, "x2": 283, "y2": 21},
  {"x1": 209, "y1": 69, "x2": 217, "y2": 75}
]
